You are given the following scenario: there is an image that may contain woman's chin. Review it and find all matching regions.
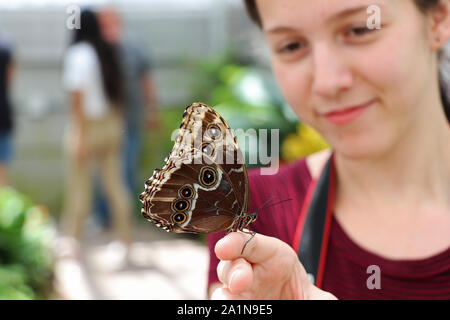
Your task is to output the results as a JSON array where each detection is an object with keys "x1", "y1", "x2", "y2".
[{"x1": 329, "y1": 134, "x2": 391, "y2": 160}]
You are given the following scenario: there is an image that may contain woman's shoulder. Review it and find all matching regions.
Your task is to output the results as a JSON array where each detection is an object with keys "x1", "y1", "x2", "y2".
[
  {"x1": 247, "y1": 149, "x2": 331, "y2": 214},
  {"x1": 248, "y1": 148, "x2": 331, "y2": 186},
  {"x1": 246, "y1": 149, "x2": 332, "y2": 243},
  {"x1": 305, "y1": 149, "x2": 332, "y2": 180},
  {"x1": 67, "y1": 41, "x2": 94, "y2": 53},
  {"x1": 65, "y1": 42, "x2": 96, "y2": 64}
]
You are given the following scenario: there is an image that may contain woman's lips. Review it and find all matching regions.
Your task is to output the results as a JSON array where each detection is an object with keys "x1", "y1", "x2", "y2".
[{"x1": 322, "y1": 100, "x2": 375, "y2": 125}]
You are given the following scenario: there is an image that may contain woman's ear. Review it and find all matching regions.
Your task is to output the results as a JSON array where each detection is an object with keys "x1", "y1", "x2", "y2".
[{"x1": 428, "y1": 0, "x2": 450, "y2": 50}]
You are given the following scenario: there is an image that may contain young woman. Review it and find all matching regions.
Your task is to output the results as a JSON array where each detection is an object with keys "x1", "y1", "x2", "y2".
[
  {"x1": 60, "y1": 9, "x2": 132, "y2": 259},
  {"x1": 207, "y1": 0, "x2": 450, "y2": 299}
]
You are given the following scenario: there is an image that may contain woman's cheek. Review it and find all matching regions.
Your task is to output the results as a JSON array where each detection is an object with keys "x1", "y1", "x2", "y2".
[
  {"x1": 355, "y1": 27, "x2": 427, "y2": 115},
  {"x1": 273, "y1": 62, "x2": 312, "y2": 122}
]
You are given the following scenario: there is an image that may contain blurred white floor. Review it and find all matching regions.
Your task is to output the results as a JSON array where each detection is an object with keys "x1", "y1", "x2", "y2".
[{"x1": 52, "y1": 223, "x2": 210, "y2": 300}]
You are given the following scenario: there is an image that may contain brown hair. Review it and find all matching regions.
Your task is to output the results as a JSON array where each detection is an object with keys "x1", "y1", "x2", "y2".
[{"x1": 243, "y1": 0, "x2": 450, "y2": 122}]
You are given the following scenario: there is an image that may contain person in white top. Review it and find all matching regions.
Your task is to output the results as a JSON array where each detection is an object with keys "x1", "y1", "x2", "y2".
[
  {"x1": 63, "y1": 41, "x2": 110, "y2": 120},
  {"x1": 60, "y1": 9, "x2": 133, "y2": 262}
]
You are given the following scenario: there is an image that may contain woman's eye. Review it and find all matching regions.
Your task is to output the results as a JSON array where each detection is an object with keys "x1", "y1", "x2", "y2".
[
  {"x1": 271, "y1": 38, "x2": 308, "y2": 62},
  {"x1": 273, "y1": 40, "x2": 307, "y2": 60},
  {"x1": 280, "y1": 41, "x2": 305, "y2": 53},
  {"x1": 282, "y1": 42, "x2": 302, "y2": 52},
  {"x1": 346, "y1": 26, "x2": 376, "y2": 38}
]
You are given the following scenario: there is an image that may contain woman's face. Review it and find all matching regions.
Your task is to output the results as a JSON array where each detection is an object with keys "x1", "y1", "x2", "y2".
[{"x1": 256, "y1": 0, "x2": 440, "y2": 158}]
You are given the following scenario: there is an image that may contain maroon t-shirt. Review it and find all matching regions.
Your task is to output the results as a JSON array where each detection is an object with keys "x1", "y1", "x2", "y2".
[{"x1": 206, "y1": 158, "x2": 450, "y2": 299}]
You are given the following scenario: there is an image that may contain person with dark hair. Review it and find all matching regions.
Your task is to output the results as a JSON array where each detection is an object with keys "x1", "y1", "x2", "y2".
[
  {"x1": 208, "y1": 0, "x2": 450, "y2": 299},
  {"x1": 93, "y1": 6, "x2": 160, "y2": 230},
  {"x1": 0, "y1": 39, "x2": 15, "y2": 187},
  {"x1": 60, "y1": 9, "x2": 133, "y2": 260}
]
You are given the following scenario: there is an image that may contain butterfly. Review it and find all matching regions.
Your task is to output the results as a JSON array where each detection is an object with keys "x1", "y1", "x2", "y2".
[{"x1": 139, "y1": 102, "x2": 257, "y2": 236}]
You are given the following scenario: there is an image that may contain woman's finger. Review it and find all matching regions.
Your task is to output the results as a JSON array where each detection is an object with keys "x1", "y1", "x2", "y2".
[
  {"x1": 211, "y1": 286, "x2": 251, "y2": 300},
  {"x1": 217, "y1": 258, "x2": 253, "y2": 294},
  {"x1": 215, "y1": 231, "x2": 284, "y2": 264},
  {"x1": 211, "y1": 287, "x2": 236, "y2": 300}
]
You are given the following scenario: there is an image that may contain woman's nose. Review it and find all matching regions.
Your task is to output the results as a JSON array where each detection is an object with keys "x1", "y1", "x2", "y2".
[{"x1": 311, "y1": 43, "x2": 354, "y2": 98}]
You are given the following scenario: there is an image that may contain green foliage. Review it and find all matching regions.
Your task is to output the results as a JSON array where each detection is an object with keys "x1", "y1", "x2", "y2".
[
  {"x1": 0, "y1": 265, "x2": 35, "y2": 299},
  {"x1": 189, "y1": 53, "x2": 299, "y2": 167},
  {"x1": 0, "y1": 187, "x2": 55, "y2": 299},
  {"x1": 140, "y1": 53, "x2": 299, "y2": 177}
]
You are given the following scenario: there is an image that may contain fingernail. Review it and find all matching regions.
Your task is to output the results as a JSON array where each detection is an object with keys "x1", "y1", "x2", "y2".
[
  {"x1": 217, "y1": 237, "x2": 226, "y2": 247},
  {"x1": 211, "y1": 287, "x2": 226, "y2": 300}
]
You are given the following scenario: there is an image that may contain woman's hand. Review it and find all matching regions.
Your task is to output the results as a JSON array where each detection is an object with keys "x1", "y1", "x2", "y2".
[{"x1": 212, "y1": 231, "x2": 337, "y2": 300}]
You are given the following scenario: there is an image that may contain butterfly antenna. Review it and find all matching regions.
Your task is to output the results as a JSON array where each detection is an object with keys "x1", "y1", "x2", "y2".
[
  {"x1": 238, "y1": 197, "x2": 292, "y2": 254},
  {"x1": 256, "y1": 195, "x2": 274, "y2": 212},
  {"x1": 254, "y1": 196, "x2": 293, "y2": 215}
]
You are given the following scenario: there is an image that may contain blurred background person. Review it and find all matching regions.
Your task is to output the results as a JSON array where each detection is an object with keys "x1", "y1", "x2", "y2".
[
  {"x1": 59, "y1": 8, "x2": 133, "y2": 261},
  {"x1": 0, "y1": 36, "x2": 15, "y2": 187},
  {"x1": 93, "y1": 5, "x2": 160, "y2": 230}
]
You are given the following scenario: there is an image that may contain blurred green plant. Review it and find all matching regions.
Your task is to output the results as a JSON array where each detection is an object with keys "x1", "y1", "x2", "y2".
[
  {"x1": 0, "y1": 187, "x2": 55, "y2": 299},
  {"x1": 188, "y1": 53, "x2": 299, "y2": 167}
]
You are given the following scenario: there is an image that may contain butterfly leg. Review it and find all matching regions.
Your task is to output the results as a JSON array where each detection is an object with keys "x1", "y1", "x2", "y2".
[{"x1": 239, "y1": 229, "x2": 256, "y2": 255}]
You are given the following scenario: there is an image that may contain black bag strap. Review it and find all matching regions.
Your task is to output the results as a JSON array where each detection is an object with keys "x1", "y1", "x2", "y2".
[{"x1": 296, "y1": 154, "x2": 335, "y2": 287}]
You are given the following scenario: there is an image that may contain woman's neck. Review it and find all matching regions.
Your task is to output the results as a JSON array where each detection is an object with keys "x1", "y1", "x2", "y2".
[{"x1": 334, "y1": 110, "x2": 450, "y2": 217}]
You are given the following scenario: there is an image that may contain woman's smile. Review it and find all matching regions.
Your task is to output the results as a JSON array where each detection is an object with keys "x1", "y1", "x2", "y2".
[{"x1": 320, "y1": 98, "x2": 376, "y2": 125}]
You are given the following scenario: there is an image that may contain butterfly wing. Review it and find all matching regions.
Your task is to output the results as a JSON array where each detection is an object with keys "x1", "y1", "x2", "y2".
[
  {"x1": 178, "y1": 103, "x2": 249, "y2": 212},
  {"x1": 140, "y1": 102, "x2": 249, "y2": 234}
]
